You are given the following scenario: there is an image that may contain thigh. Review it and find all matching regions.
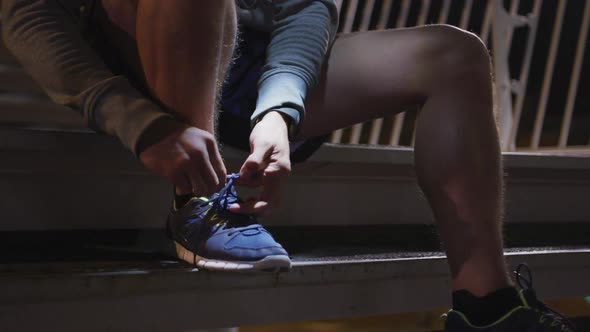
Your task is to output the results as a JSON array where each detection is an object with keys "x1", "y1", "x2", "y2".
[
  {"x1": 88, "y1": 0, "x2": 148, "y2": 93},
  {"x1": 302, "y1": 25, "x2": 449, "y2": 138}
]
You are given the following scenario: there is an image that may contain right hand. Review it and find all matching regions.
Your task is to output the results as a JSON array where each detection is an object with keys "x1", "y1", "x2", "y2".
[{"x1": 139, "y1": 121, "x2": 227, "y2": 196}]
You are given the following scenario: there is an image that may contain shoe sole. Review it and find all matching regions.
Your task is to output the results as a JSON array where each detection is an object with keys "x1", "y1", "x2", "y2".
[{"x1": 174, "y1": 241, "x2": 292, "y2": 273}]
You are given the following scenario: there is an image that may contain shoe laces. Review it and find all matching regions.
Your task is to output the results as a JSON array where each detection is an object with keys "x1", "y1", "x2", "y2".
[
  {"x1": 187, "y1": 173, "x2": 258, "y2": 235},
  {"x1": 514, "y1": 263, "x2": 577, "y2": 332},
  {"x1": 210, "y1": 173, "x2": 240, "y2": 213},
  {"x1": 186, "y1": 173, "x2": 240, "y2": 220},
  {"x1": 210, "y1": 174, "x2": 261, "y2": 235}
]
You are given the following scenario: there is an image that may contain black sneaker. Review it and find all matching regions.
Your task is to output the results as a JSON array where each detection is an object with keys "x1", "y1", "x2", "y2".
[
  {"x1": 167, "y1": 173, "x2": 291, "y2": 272},
  {"x1": 444, "y1": 264, "x2": 577, "y2": 331}
]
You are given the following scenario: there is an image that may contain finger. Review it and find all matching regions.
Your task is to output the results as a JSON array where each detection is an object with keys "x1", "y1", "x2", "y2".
[
  {"x1": 251, "y1": 200, "x2": 271, "y2": 216},
  {"x1": 260, "y1": 170, "x2": 284, "y2": 211},
  {"x1": 238, "y1": 147, "x2": 270, "y2": 187},
  {"x1": 229, "y1": 197, "x2": 256, "y2": 214},
  {"x1": 186, "y1": 148, "x2": 219, "y2": 196},
  {"x1": 174, "y1": 152, "x2": 207, "y2": 196},
  {"x1": 205, "y1": 137, "x2": 227, "y2": 190},
  {"x1": 185, "y1": 164, "x2": 208, "y2": 197},
  {"x1": 170, "y1": 172, "x2": 192, "y2": 195},
  {"x1": 198, "y1": 161, "x2": 219, "y2": 196},
  {"x1": 229, "y1": 198, "x2": 271, "y2": 216},
  {"x1": 169, "y1": 152, "x2": 195, "y2": 195}
]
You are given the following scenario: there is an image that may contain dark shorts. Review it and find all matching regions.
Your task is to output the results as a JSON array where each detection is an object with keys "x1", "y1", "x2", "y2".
[{"x1": 81, "y1": 0, "x2": 326, "y2": 163}]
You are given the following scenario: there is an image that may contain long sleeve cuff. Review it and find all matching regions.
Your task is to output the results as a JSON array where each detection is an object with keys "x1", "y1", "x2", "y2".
[
  {"x1": 251, "y1": 72, "x2": 307, "y2": 136},
  {"x1": 84, "y1": 76, "x2": 174, "y2": 156}
]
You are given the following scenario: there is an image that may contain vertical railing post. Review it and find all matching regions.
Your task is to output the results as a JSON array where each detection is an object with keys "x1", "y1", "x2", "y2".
[
  {"x1": 560, "y1": 0, "x2": 590, "y2": 148},
  {"x1": 480, "y1": 1, "x2": 496, "y2": 44},
  {"x1": 493, "y1": 1, "x2": 523, "y2": 150},
  {"x1": 493, "y1": 0, "x2": 544, "y2": 151},
  {"x1": 459, "y1": 0, "x2": 473, "y2": 30},
  {"x1": 531, "y1": 0, "x2": 567, "y2": 149}
]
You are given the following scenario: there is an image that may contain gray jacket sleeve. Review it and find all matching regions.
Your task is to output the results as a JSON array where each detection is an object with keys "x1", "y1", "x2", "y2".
[
  {"x1": 250, "y1": 0, "x2": 339, "y2": 137},
  {"x1": 1, "y1": 0, "x2": 173, "y2": 156}
]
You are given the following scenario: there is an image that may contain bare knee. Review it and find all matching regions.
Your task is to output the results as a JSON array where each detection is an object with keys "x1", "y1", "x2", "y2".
[
  {"x1": 136, "y1": 0, "x2": 236, "y2": 123},
  {"x1": 137, "y1": 0, "x2": 237, "y2": 56},
  {"x1": 422, "y1": 25, "x2": 492, "y2": 89}
]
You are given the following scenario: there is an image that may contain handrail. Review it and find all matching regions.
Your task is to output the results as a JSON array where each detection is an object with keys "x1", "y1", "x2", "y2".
[
  {"x1": 324, "y1": 0, "x2": 589, "y2": 154},
  {"x1": 0, "y1": 1, "x2": 588, "y2": 153}
]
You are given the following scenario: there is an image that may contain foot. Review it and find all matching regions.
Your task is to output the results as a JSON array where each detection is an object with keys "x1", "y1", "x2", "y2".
[
  {"x1": 444, "y1": 264, "x2": 577, "y2": 331},
  {"x1": 167, "y1": 174, "x2": 291, "y2": 272}
]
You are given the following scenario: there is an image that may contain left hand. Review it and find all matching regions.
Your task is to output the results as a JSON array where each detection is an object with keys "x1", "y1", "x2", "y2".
[{"x1": 230, "y1": 111, "x2": 292, "y2": 216}]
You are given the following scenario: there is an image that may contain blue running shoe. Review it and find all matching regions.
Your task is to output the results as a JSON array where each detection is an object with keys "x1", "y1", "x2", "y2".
[
  {"x1": 444, "y1": 264, "x2": 577, "y2": 332},
  {"x1": 167, "y1": 173, "x2": 291, "y2": 272}
]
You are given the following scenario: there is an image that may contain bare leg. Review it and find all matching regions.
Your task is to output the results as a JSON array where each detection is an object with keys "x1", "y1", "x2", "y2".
[
  {"x1": 135, "y1": 0, "x2": 236, "y2": 133},
  {"x1": 101, "y1": 0, "x2": 237, "y2": 195},
  {"x1": 304, "y1": 25, "x2": 508, "y2": 296}
]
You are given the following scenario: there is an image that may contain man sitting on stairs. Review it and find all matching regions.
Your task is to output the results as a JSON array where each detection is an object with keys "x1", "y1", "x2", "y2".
[{"x1": 1, "y1": 0, "x2": 576, "y2": 330}]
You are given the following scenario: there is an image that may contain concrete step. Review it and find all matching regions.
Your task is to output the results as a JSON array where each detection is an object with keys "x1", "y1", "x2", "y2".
[
  {"x1": 1, "y1": 244, "x2": 588, "y2": 331},
  {"x1": 1, "y1": 127, "x2": 590, "y2": 230}
]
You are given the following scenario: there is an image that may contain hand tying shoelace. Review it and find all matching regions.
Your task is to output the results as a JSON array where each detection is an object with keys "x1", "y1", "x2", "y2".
[
  {"x1": 167, "y1": 172, "x2": 291, "y2": 272},
  {"x1": 207, "y1": 173, "x2": 262, "y2": 235},
  {"x1": 184, "y1": 173, "x2": 257, "y2": 240}
]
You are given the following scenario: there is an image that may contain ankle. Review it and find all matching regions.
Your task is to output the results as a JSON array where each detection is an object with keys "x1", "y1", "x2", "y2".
[
  {"x1": 174, "y1": 193, "x2": 194, "y2": 208},
  {"x1": 452, "y1": 287, "x2": 522, "y2": 326}
]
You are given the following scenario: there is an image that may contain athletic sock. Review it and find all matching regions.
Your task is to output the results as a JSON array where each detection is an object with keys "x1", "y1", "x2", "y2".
[
  {"x1": 174, "y1": 193, "x2": 194, "y2": 208},
  {"x1": 452, "y1": 287, "x2": 522, "y2": 326}
]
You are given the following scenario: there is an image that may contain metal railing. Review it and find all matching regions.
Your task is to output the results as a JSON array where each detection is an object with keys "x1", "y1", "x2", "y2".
[
  {"x1": 0, "y1": 1, "x2": 587, "y2": 153},
  {"x1": 330, "y1": 0, "x2": 590, "y2": 154}
]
